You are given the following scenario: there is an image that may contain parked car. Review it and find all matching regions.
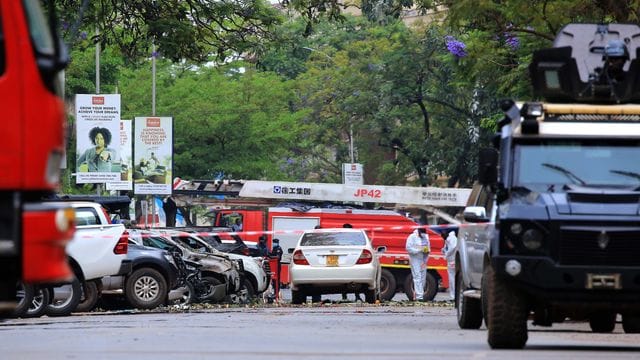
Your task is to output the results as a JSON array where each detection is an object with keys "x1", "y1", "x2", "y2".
[
  {"x1": 100, "y1": 242, "x2": 179, "y2": 310},
  {"x1": 128, "y1": 230, "x2": 242, "y2": 303},
  {"x1": 163, "y1": 230, "x2": 270, "y2": 302},
  {"x1": 288, "y1": 228, "x2": 386, "y2": 304}
]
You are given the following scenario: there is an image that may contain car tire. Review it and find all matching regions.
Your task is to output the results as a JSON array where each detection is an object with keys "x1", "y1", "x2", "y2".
[
  {"x1": 24, "y1": 286, "x2": 50, "y2": 318},
  {"x1": 403, "y1": 272, "x2": 437, "y2": 301},
  {"x1": 455, "y1": 271, "x2": 483, "y2": 329},
  {"x1": 46, "y1": 277, "x2": 82, "y2": 317},
  {"x1": 291, "y1": 289, "x2": 305, "y2": 304},
  {"x1": 379, "y1": 268, "x2": 396, "y2": 301},
  {"x1": 75, "y1": 280, "x2": 100, "y2": 313},
  {"x1": 485, "y1": 263, "x2": 528, "y2": 349},
  {"x1": 589, "y1": 312, "x2": 616, "y2": 333},
  {"x1": 622, "y1": 314, "x2": 640, "y2": 333},
  {"x1": 12, "y1": 282, "x2": 34, "y2": 318},
  {"x1": 125, "y1": 268, "x2": 168, "y2": 310}
]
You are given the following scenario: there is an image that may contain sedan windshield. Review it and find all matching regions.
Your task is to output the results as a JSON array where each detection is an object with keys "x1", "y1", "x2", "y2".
[
  {"x1": 300, "y1": 232, "x2": 366, "y2": 246},
  {"x1": 514, "y1": 140, "x2": 640, "y2": 190}
]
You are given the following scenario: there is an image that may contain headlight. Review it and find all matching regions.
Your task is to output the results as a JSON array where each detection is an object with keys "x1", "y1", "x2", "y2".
[
  {"x1": 521, "y1": 229, "x2": 543, "y2": 250},
  {"x1": 510, "y1": 223, "x2": 523, "y2": 236}
]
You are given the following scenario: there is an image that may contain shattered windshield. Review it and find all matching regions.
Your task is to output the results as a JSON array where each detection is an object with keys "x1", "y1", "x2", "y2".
[{"x1": 514, "y1": 140, "x2": 640, "y2": 190}]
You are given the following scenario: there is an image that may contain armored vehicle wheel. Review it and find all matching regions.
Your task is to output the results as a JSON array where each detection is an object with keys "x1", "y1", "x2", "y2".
[
  {"x1": 622, "y1": 314, "x2": 640, "y2": 333},
  {"x1": 455, "y1": 271, "x2": 482, "y2": 329},
  {"x1": 379, "y1": 268, "x2": 396, "y2": 301},
  {"x1": 589, "y1": 312, "x2": 616, "y2": 333},
  {"x1": 485, "y1": 263, "x2": 528, "y2": 349}
]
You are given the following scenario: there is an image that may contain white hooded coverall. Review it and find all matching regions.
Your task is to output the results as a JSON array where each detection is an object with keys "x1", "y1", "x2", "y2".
[
  {"x1": 444, "y1": 231, "x2": 458, "y2": 300},
  {"x1": 405, "y1": 229, "x2": 430, "y2": 301}
]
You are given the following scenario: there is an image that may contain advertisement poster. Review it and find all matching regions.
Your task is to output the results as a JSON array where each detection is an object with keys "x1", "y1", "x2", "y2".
[
  {"x1": 106, "y1": 120, "x2": 133, "y2": 191},
  {"x1": 134, "y1": 117, "x2": 173, "y2": 195},
  {"x1": 75, "y1": 94, "x2": 121, "y2": 183}
]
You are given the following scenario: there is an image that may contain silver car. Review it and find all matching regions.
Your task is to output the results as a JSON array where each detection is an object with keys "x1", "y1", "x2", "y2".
[{"x1": 288, "y1": 228, "x2": 385, "y2": 304}]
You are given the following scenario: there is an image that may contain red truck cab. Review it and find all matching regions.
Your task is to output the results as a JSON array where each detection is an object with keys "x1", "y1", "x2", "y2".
[{"x1": 0, "y1": 0, "x2": 74, "y2": 315}]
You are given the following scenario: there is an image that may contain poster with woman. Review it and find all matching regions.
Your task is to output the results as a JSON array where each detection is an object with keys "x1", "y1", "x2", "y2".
[
  {"x1": 75, "y1": 94, "x2": 121, "y2": 183},
  {"x1": 134, "y1": 116, "x2": 173, "y2": 195}
]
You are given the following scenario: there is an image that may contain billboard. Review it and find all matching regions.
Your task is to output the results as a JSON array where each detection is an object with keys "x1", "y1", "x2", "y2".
[
  {"x1": 75, "y1": 94, "x2": 121, "y2": 183},
  {"x1": 134, "y1": 117, "x2": 173, "y2": 195},
  {"x1": 106, "y1": 120, "x2": 133, "y2": 191}
]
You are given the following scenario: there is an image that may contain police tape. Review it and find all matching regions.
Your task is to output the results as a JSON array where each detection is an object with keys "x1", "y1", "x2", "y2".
[{"x1": 121, "y1": 222, "x2": 473, "y2": 241}]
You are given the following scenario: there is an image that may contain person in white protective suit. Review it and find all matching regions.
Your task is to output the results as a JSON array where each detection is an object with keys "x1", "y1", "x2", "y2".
[
  {"x1": 405, "y1": 227, "x2": 430, "y2": 301},
  {"x1": 444, "y1": 231, "x2": 458, "y2": 300}
]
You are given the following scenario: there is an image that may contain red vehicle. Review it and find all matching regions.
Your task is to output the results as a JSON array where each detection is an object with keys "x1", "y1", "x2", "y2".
[
  {"x1": 0, "y1": 0, "x2": 74, "y2": 316},
  {"x1": 214, "y1": 206, "x2": 449, "y2": 301}
]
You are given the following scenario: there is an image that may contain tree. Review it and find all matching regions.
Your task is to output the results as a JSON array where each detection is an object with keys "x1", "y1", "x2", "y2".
[
  {"x1": 118, "y1": 61, "x2": 307, "y2": 180},
  {"x1": 54, "y1": 0, "x2": 283, "y2": 63}
]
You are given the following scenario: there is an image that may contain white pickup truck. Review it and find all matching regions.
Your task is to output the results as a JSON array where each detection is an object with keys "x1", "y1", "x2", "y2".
[{"x1": 45, "y1": 201, "x2": 131, "y2": 316}]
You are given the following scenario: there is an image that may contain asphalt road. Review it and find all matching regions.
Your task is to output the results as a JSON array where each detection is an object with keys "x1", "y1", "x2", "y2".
[{"x1": 1, "y1": 290, "x2": 639, "y2": 360}]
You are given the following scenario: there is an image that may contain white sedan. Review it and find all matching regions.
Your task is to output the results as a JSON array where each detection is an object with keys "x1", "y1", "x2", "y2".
[{"x1": 288, "y1": 228, "x2": 386, "y2": 304}]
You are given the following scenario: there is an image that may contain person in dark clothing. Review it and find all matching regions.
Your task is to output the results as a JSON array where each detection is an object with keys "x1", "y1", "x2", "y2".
[
  {"x1": 257, "y1": 235, "x2": 269, "y2": 257},
  {"x1": 163, "y1": 196, "x2": 177, "y2": 227},
  {"x1": 270, "y1": 238, "x2": 284, "y2": 297}
]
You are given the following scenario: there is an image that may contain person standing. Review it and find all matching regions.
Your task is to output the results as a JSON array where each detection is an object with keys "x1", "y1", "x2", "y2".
[
  {"x1": 270, "y1": 238, "x2": 283, "y2": 298},
  {"x1": 77, "y1": 126, "x2": 118, "y2": 172},
  {"x1": 257, "y1": 235, "x2": 269, "y2": 257},
  {"x1": 405, "y1": 227, "x2": 430, "y2": 301},
  {"x1": 444, "y1": 230, "x2": 458, "y2": 301}
]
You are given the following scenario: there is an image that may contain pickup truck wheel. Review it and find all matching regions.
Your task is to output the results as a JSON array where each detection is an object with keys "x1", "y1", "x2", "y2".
[
  {"x1": 46, "y1": 277, "x2": 82, "y2": 317},
  {"x1": 24, "y1": 286, "x2": 50, "y2": 318},
  {"x1": 403, "y1": 272, "x2": 437, "y2": 301},
  {"x1": 379, "y1": 268, "x2": 396, "y2": 301},
  {"x1": 291, "y1": 289, "x2": 305, "y2": 304},
  {"x1": 455, "y1": 271, "x2": 482, "y2": 329},
  {"x1": 75, "y1": 280, "x2": 100, "y2": 313},
  {"x1": 485, "y1": 263, "x2": 528, "y2": 349},
  {"x1": 125, "y1": 268, "x2": 167, "y2": 310},
  {"x1": 589, "y1": 312, "x2": 616, "y2": 333},
  {"x1": 622, "y1": 314, "x2": 640, "y2": 333}
]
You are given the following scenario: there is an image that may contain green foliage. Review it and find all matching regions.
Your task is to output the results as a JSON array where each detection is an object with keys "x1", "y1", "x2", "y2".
[{"x1": 118, "y1": 61, "x2": 307, "y2": 180}]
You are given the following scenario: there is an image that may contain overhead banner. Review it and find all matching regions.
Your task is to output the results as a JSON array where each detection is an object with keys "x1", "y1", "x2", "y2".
[
  {"x1": 75, "y1": 94, "x2": 121, "y2": 183},
  {"x1": 239, "y1": 181, "x2": 472, "y2": 207},
  {"x1": 134, "y1": 117, "x2": 173, "y2": 195},
  {"x1": 106, "y1": 120, "x2": 133, "y2": 191}
]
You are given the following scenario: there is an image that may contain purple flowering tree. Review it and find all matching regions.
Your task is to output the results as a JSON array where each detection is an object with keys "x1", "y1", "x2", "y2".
[{"x1": 445, "y1": 36, "x2": 467, "y2": 58}]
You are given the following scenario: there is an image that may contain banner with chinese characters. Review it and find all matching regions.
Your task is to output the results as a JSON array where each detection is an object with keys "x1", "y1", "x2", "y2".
[
  {"x1": 239, "y1": 181, "x2": 471, "y2": 207},
  {"x1": 75, "y1": 94, "x2": 121, "y2": 183},
  {"x1": 133, "y1": 117, "x2": 173, "y2": 195}
]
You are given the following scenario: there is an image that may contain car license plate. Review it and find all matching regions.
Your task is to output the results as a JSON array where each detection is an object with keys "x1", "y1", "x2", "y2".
[{"x1": 326, "y1": 255, "x2": 339, "y2": 267}]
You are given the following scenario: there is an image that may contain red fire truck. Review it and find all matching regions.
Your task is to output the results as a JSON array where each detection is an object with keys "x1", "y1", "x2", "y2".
[
  {"x1": 174, "y1": 179, "x2": 469, "y2": 301},
  {"x1": 0, "y1": 0, "x2": 75, "y2": 316}
]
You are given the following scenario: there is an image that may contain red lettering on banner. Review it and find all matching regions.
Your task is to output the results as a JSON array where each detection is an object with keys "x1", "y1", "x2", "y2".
[
  {"x1": 146, "y1": 118, "x2": 161, "y2": 127},
  {"x1": 353, "y1": 189, "x2": 382, "y2": 198},
  {"x1": 92, "y1": 96, "x2": 105, "y2": 105}
]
